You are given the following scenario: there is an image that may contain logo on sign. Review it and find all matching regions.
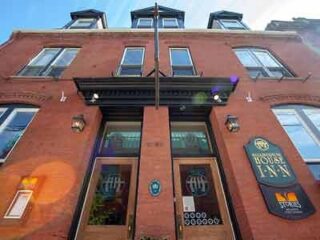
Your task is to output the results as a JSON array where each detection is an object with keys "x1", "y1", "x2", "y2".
[
  {"x1": 186, "y1": 170, "x2": 209, "y2": 196},
  {"x1": 275, "y1": 192, "x2": 302, "y2": 209},
  {"x1": 254, "y1": 138, "x2": 269, "y2": 151},
  {"x1": 101, "y1": 174, "x2": 125, "y2": 197},
  {"x1": 149, "y1": 179, "x2": 161, "y2": 197}
]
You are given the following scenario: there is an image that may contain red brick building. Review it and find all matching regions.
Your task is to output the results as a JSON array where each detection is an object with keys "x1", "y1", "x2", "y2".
[{"x1": 0, "y1": 5, "x2": 320, "y2": 240}]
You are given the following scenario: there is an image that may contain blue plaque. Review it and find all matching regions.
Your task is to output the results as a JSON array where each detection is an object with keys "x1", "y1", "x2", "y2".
[{"x1": 149, "y1": 179, "x2": 161, "y2": 197}]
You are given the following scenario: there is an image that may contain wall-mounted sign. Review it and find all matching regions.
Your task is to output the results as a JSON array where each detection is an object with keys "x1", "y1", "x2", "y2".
[
  {"x1": 244, "y1": 137, "x2": 297, "y2": 187},
  {"x1": 149, "y1": 179, "x2": 161, "y2": 197},
  {"x1": 260, "y1": 184, "x2": 315, "y2": 220}
]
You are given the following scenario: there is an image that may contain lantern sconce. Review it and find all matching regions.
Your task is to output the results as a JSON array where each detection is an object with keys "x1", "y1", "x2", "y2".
[
  {"x1": 225, "y1": 115, "x2": 240, "y2": 132},
  {"x1": 72, "y1": 114, "x2": 86, "y2": 132}
]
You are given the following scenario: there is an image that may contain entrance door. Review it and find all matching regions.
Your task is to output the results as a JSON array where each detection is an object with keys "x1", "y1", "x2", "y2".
[
  {"x1": 174, "y1": 158, "x2": 235, "y2": 240},
  {"x1": 77, "y1": 157, "x2": 138, "y2": 240}
]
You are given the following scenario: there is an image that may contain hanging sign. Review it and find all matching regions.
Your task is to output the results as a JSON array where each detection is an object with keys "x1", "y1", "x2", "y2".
[
  {"x1": 149, "y1": 179, "x2": 161, "y2": 197},
  {"x1": 260, "y1": 184, "x2": 315, "y2": 220},
  {"x1": 244, "y1": 137, "x2": 297, "y2": 187}
]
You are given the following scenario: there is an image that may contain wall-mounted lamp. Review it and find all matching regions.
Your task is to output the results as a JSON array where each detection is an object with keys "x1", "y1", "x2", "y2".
[
  {"x1": 72, "y1": 114, "x2": 86, "y2": 132},
  {"x1": 225, "y1": 115, "x2": 240, "y2": 132}
]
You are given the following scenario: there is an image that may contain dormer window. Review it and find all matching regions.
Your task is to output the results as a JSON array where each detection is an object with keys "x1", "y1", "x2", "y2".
[
  {"x1": 69, "y1": 18, "x2": 96, "y2": 29},
  {"x1": 163, "y1": 18, "x2": 179, "y2": 28},
  {"x1": 218, "y1": 19, "x2": 248, "y2": 30},
  {"x1": 137, "y1": 18, "x2": 153, "y2": 28}
]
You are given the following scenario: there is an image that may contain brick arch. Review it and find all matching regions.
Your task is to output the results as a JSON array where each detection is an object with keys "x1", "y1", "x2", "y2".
[
  {"x1": 0, "y1": 91, "x2": 51, "y2": 107},
  {"x1": 260, "y1": 94, "x2": 320, "y2": 107}
]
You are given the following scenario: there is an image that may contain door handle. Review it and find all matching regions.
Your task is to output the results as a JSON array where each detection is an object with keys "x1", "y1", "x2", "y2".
[
  {"x1": 127, "y1": 214, "x2": 134, "y2": 240},
  {"x1": 176, "y1": 215, "x2": 183, "y2": 240}
]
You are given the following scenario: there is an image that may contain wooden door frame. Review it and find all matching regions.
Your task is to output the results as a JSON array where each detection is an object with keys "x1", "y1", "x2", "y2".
[
  {"x1": 76, "y1": 157, "x2": 138, "y2": 240},
  {"x1": 173, "y1": 157, "x2": 236, "y2": 240}
]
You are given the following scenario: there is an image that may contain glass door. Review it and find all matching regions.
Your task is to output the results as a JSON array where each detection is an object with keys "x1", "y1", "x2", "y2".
[
  {"x1": 174, "y1": 158, "x2": 235, "y2": 240},
  {"x1": 77, "y1": 158, "x2": 137, "y2": 240}
]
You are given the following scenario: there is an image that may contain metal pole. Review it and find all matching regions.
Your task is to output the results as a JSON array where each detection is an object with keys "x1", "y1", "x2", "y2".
[{"x1": 154, "y1": 2, "x2": 160, "y2": 109}]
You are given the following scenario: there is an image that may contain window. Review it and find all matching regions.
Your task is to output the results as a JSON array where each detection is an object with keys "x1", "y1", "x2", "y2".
[
  {"x1": 170, "y1": 48, "x2": 196, "y2": 76},
  {"x1": 0, "y1": 105, "x2": 38, "y2": 163},
  {"x1": 68, "y1": 18, "x2": 96, "y2": 29},
  {"x1": 118, "y1": 48, "x2": 145, "y2": 76},
  {"x1": 219, "y1": 19, "x2": 248, "y2": 30},
  {"x1": 163, "y1": 18, "x2": 179, "y2": 28},
  {"x1": 171, "y1": 122, "x2": 212, "y2": 156},
  {"x1": 99, "y1": 122, "x2": 141, "y2": 156},
  {"x1": 137, "y1": 18, "x2": 153, "y2": 28},
  {"x1": 18, "y1": 48, "x2": 79, "y2": 78},
  {"x1": 234, "y1": 48, "x2": 293, "y2": 78},
  {"x1": 273, "y1": 105, "x2": 320, "y2": 181}
]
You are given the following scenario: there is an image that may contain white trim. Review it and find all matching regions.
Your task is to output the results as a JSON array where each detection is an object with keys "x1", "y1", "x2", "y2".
[
  {"x1": 4, "y1": 190, "x2": 33, "y2": 219},
  {"x1": 0, "y1": 108, "x2": 7, "y2": 118},
  {"x1": 137, "y1": 18, "x2": 153, "y2": 28},
  {"x1": 117, "y1": 47, "x2": 145, "y2": 76},
  {"x1": 0, "y1": 108, "x2": 39, "y2": 163},
  {"x1": 162, "y1": 18, "x2": 179, "y2": 28},
  {"x1": 169, "y1": 48, "x2": 195, "y2": 76}
]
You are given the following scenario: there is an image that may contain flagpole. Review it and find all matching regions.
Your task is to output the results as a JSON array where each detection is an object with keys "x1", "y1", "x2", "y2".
[{"x1": 154, "y1": 2, "x2": 160, "y2": 109}]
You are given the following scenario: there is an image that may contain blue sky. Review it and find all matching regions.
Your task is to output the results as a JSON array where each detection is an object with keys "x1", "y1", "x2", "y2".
[{"x1": 1, "y1": 0, "x2": 318, "y2": 44}]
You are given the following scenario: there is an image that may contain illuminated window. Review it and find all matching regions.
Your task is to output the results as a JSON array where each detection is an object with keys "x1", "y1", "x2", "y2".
[{"x1": 273, "y1": 105, "x2": 320, "y2": 181}]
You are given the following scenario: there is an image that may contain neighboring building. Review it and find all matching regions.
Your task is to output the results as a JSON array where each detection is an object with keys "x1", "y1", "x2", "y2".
[
  {"x1": 266, "y1": 18, "x2": 320, "y2": 55},
  {"x1": 0, "y1": 5, "x2": 320, "y2": 240}
]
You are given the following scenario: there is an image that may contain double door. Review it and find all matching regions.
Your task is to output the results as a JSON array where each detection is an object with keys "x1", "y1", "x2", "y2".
[{"x1": 174, "y1": 158, "x2": 235, "y2": 240}]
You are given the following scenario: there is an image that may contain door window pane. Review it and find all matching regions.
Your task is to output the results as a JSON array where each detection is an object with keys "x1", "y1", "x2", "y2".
[
  {"x1": 180, "y1": 164, "x2": 222, "y2": 226},
  {"x1": 88, "y1": 165, "x2": 131, "y2": 225},
  {"x1": 0, "y1": 109, "x2": 37, "y2": 161},
  {"x1": 171, "y1": 122, "x2": 211, "y2": 156},
  {"x1": 100, "y1": 122, "x2": 141, "y2": 156}
]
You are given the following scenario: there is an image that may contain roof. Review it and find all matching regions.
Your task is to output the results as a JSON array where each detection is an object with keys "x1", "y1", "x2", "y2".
[
  {"x1": 207, "y1": 10, "x2": 243, "y2": 28},
  {"x1": 70, "y1": 9, "x2": 108, "y2": 28},
  {"x1": 130, "y1": 5, "x2": 185, "y2": 21},
  {"x1": 266, "y1": 18, "x2": 320, "y2": 31}
]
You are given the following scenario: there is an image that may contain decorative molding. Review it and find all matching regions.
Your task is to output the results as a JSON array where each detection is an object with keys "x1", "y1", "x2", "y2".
[
  {"x1": 0, "y1": 91, "x2": 51, "y2": 105},
  {"x1": 260, "y1": 94, "x2": 320, "y2": 106}
]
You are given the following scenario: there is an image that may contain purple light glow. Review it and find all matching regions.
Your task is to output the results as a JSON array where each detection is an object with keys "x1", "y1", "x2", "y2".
[
  {"x1": 211, "y1": 86, "x2": 220, "y2": 94},
  {"x1": 230, "y1": 75, "x2": 239, "y2": 85}
]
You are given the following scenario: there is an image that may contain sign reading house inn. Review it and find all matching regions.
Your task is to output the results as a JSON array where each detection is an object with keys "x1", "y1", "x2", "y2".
[{"x1": 245, "y1": 137, "x2": 315, "y2": 220}]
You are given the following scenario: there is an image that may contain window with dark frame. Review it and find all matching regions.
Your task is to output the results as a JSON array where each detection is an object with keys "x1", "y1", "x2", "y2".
[
  {"x1": 137, "y1": 18, "x2": 153, "y2": 28},
  {"x1": 163, "y1": 18, "x2": 179, "y2": 28},
  {"x1": 171, "y1": 122, "x2": 212, "y2": 156},
  {"x1": 169, "y1": 48, "x2": 196, "y2": 76},
  {"x1": 0, "y1": 105, "x2": 38, "y2": 163},
  {"x1": 68, "y1": 18, "x2": 97, "y2": 29},
  {"x1": 273, "y1": 105, "x2": 320, "y2": 181},
  {"x1": 18, "y1": 48, "x2": 79, "y2": 78},
  {"x1": 234, "y1": 48, "x2": 293, "y2": 79},
  {"x1": 99, "y1": 122, "x2": 141, "y2": 156},
  {"x1": 118, "y1": 48, "x2": 145, "y2": 76},
  {"x1": 219, "y1": 19, "x2": 248, "y2": 30}
]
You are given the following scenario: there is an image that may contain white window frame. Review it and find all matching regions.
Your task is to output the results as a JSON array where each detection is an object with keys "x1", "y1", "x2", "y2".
[
  {"x1": 137, "y1": 18, "x2": 153, "y2": 28},
  {"x1": 162, "y1": 18, "x2": 179, "y2": 28},
  {"x1": 4, "y1": 190, "x2": 33, "y2": 219},
  {"x1": 68, "y1": 18, "x2": 96, "y2": 29},
  {"x1": 0, "y1": 108, "x2": 39, "y2": 163},
  {"x1": 218, "y1": 19, "x2": 248, "y2": 30},
  {"x1": 117, "y1": 47, "x2": 145, "y2": 77},
  {"x1": 0, "y1": 108, "x2": 7, "y2": 118},
  {"x1": 234, "y1": 48, "x2": 292, "y2": 78},
  {"x1": 169, "y1": 48, "x2": 196, "y2": 76},
  {"x1": 273, "y1": 108, "x2": 320, "y2": 163}
]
